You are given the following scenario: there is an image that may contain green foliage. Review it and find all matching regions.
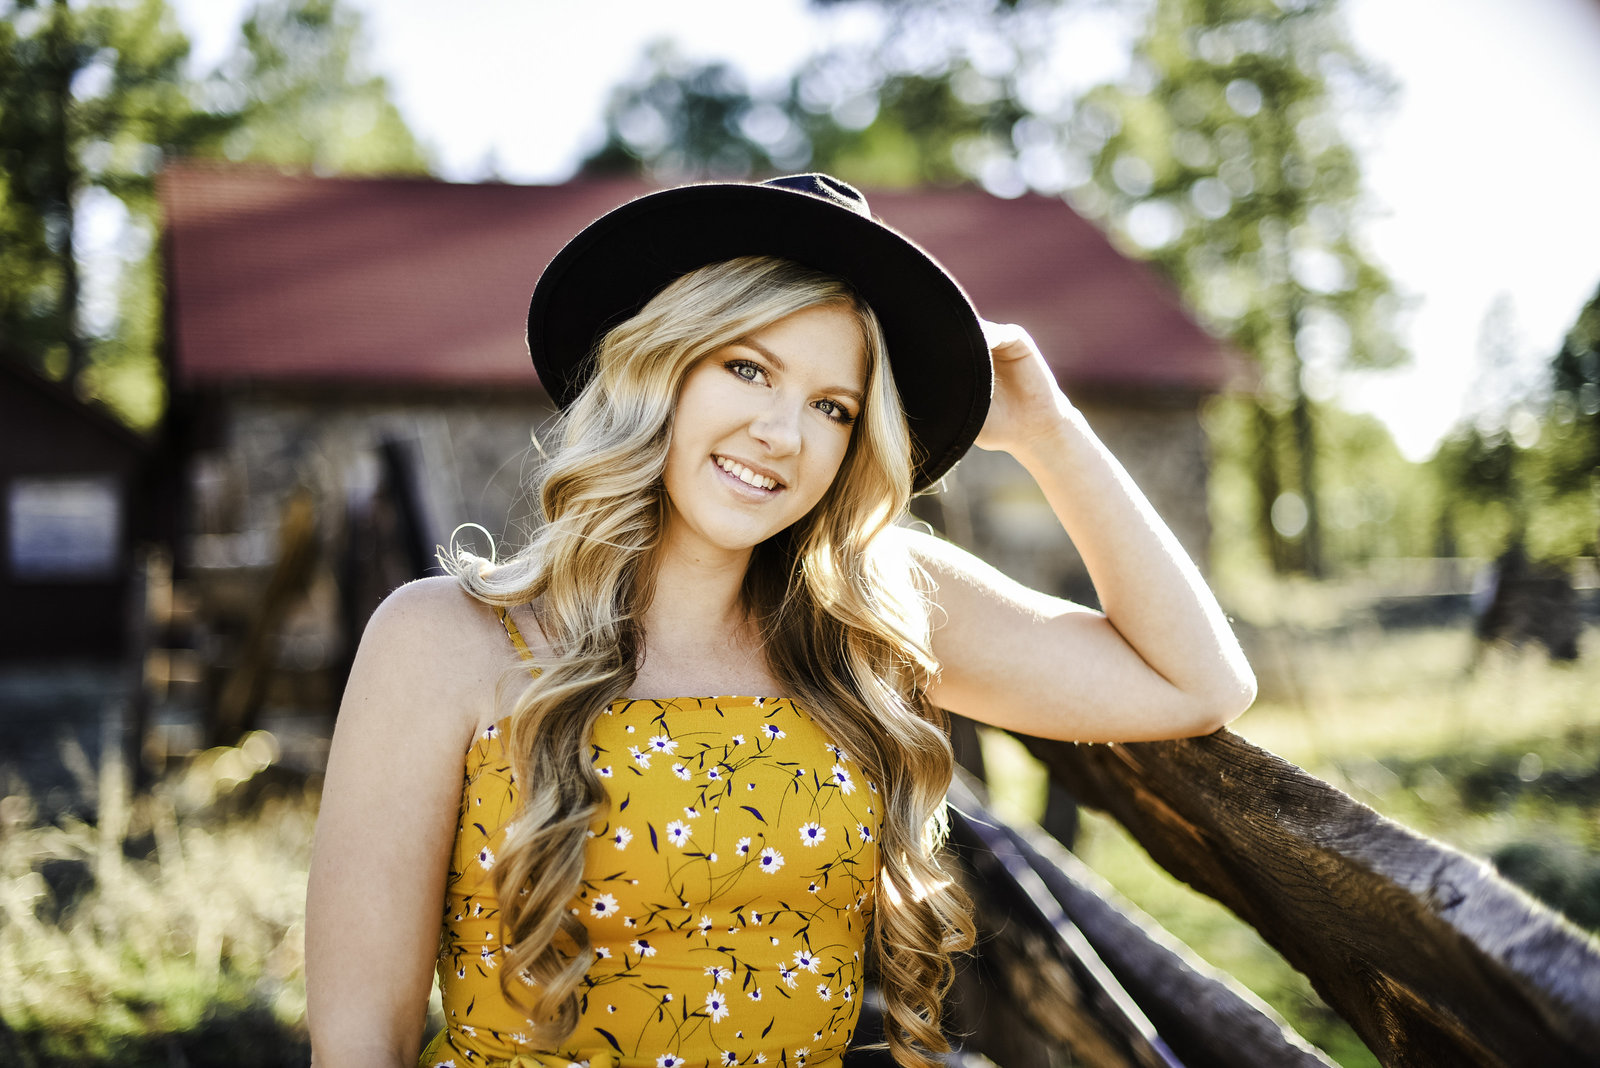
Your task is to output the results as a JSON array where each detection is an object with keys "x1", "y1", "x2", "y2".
[
  {"x1": 581, "y1": 1, "x2": 1041, "y2": 187},
  {"x1": 1207, "y1": 391, "x2": 1441, "y2": 587},
  {"x1": 0, "y1": 0, "x2": 428, "y2": 432},
  {"x1": 1430, "y1": 285, "x2": 1600, "y2": 563},
  {"x1": 582, "y1": 40, "x2": 791, "y2": 180},
  {"x1": 581, "y1": 1, "x2": 1406, "y2": 576},
  {"x1": 208, "y1": 0, "x2": 428, "y2": 175},
  {"x1": 1076, "y1": 0, "x2": 1402, "y2": 575}
]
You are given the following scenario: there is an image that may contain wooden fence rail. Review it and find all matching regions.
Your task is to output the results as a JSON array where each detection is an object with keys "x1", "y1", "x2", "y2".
[
  {"x1": 1023, "y1": 729, "x2": 1600, "y2": 1068},
  {"x1": 945, "y1": 775, "x2": 1336, "y2": 1067}
]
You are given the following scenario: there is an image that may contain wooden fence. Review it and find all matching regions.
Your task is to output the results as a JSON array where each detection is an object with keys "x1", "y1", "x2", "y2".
[{"x1": 929, "y1": 728, "x2": 1600, "y2": 1066}]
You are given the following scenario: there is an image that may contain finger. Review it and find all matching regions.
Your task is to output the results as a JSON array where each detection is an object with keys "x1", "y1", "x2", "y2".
[{"x1": 979, "y1": 319, "x2": 1026, "y2": 350}]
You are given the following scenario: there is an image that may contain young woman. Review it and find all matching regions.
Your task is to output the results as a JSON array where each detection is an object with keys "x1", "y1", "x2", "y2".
[{"x1": 305, "y1": 174, "x2": 1255, "y2": 1068}]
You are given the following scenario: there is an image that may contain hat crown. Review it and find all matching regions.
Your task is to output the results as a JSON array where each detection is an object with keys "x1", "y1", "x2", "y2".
[{"x1": 761, "y1": 173, "x2": 872, "y2": 219}]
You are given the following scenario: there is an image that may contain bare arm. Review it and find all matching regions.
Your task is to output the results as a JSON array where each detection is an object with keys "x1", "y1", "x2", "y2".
[
  {"x1": 917, "y1": 322, "x2": 1256, "y2": 742},
  {"x1": 306, "y1": 577, "x2": 502, "y2": 1066}
]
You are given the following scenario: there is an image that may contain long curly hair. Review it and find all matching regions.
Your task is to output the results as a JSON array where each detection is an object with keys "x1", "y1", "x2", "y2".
[{"x1": 444, "y1": 255, "x2": 974, "y2": 1066}]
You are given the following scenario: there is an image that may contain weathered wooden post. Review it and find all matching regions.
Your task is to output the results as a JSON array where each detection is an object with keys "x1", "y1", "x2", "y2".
[{"x1": 1024, "y1": 729, "x2": 1600, "y2": 1067}]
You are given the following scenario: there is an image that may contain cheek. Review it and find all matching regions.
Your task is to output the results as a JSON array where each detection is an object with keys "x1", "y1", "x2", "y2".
[{"x1": 805, "y1": 432, "x2": 855, "y2": 498}]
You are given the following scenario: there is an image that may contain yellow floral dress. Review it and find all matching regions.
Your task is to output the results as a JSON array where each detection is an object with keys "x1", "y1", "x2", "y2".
[{"x1": 420, "y1": 610, "x2": 881, "y2": 1068}]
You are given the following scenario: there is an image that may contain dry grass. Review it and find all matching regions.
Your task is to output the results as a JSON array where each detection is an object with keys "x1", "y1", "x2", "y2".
[{"x1": 0, "y1": 732, "x2": 315, "y2": 1066}]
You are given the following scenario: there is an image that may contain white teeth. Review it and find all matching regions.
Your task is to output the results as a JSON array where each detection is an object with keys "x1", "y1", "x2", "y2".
[{"x1": 715, "y1": 456, "x2": 777, "y2": 490}]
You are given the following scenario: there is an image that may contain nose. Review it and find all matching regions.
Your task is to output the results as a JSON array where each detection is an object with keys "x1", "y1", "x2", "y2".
[{"x1": 748, "y1": 395, "x2": 803, "y2": 457}]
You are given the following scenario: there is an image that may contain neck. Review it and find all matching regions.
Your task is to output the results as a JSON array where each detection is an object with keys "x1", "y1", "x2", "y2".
[{"x1": 642, "y1": 538, "x2": 755, "y2": 650}]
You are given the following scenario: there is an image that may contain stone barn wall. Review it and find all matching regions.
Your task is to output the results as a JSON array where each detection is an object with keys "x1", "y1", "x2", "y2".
[{"x1": 924, "y1": 396, "x2": 1210, "y2": 607}]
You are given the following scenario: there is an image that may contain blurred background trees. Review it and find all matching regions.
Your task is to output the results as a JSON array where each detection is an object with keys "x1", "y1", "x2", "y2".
[
  {"x1": 0, "y1": 0, "x2": 426, "y2": 430},
  {"x1": 1432, "y1": 285, "x2": 1600, "y2": 564},
  {"x1": 3, "y1": 0, "x2": 1594, "y2": 573},
  {"x1": 583, "y1": 0, "x2": 1409, "y2": 576}
]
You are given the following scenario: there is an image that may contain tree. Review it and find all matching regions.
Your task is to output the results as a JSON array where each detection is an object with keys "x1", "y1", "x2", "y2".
[
  {"x1": 0, "y1": 0, "x2": 427, "y2": 431},
  {"x1": 206, "y1": 0, "x2": 427, "y2": 175},
  {"x1": 0, "y1": 0, "x2": 207, "y2": 413},
  {"x1": 581, "y1": 2, "x2": 1045, "y2": 189},
  {"x1": 1546, "y1": 283, "x2": 1600, "y2": 519},
  {"x1": 1431, "y1": 285, "x2": 1600, "y2": 563},
  {"x1": 583, "y1": 0, "x2": 1403, "y2": 576},
  {"x1": 1073, "y1": 0, "x2": 1401, "y2": 575}
]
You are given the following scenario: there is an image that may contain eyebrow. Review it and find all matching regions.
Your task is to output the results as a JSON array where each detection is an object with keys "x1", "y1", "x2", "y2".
[{"x1": 735, "y1": 337, "x2": 866, "y2": 406}]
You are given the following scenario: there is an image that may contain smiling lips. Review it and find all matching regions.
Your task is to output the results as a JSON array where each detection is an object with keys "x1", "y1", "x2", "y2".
[{"x1": 714, "y1": 455, "x2": 782, "y2": 492}]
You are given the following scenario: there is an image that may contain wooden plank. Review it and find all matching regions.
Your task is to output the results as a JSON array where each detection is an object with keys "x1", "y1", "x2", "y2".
[
  {"x1": 948, "y1": 777, "x2": 1335, "y2": 1068},
  {"x1": 1023, "y1": 730, "x2": 1600, "y2": 1067},
  {"x1": 208, "y1": 488, "x2": 319, "y2": 747},
  {"x1": 947, "y1": 781, "x2": 1180, "y2": 1068}
]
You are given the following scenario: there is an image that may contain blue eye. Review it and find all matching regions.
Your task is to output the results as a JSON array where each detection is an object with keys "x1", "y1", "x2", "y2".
[
  {"x1": 815, "y1": 399, "x2": 856, "y2": 425},
  {"x1": 726, "y1": 360, "x2": 763, "y2": 383}
]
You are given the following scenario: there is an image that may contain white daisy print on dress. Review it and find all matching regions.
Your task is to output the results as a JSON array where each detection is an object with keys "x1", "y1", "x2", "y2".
[
  {"x1": 735, "y1": 837, "x2": 752, "y2": 857},
  {"x1": 649, "y1": 734, "x2": 677, "y2": 754},
  {"x1": 758, "y1": 847, "x2": 784, "y2": 873},
  {"x1": 858, "y1": 823, "x2": 872, "y2": 842},
  {"x1": 698, "y1": 915, "x2": 714, "y2": 935},
  {"x1": 793, "y1": 949, "x2": 820, "y2": 972},
  {"x1": 657, "y1": 1056, "x2": 683, "y2": 1068},
  {"x1": 705, "y1": 990, "x2": 730, "y2": 1022},
  {"x1": 830, "y1": 764, "x2": 854, "y2": 794},
  {"x1": 673, "y1": 763, "x2": 690, "y2": 780},
  {"x1": 631, "y1": 938, "x2": 657, "y2": 958},
  {"x1": 476, "y1": 846, "x2": 495, "y2": 870},
  {"x1": 665, "y1": 820, "x2": 690, "y2": 847},
  {"x1": 761, "y1": 723, "x2": 785, "y2": 741},
  {"x1": 816, "y1": 983, "x2": 832, "y2": 1001},
  {"x1": 705, "y1": 964, "x2": 729, "y2": 984},
  {"x1": 591, "y1": 893, "x2": 618, "y2": 918},
  {"x1": 628, "y1": 746, "x2": 651, "y2": 769},
  {"x1": 597, "y1": 765, "x2": 613, "y2": 777},
  {"x1": 611, "y1": 827, "x2": 632, "y2": 850},
  {"x1": 777, "y1": 963, "x2": 798, "y2": 988},
  {"x1": 799, "y1": 822, "x2": 826, "y2": 847},
  {"x1": 722, "y1": 1052, "x2": 739, "y2": 1066}
]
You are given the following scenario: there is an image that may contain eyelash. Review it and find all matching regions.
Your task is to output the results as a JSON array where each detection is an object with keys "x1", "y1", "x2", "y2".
[{"x1": 723, "y1": 360, "x2": 856, "y2": 425}]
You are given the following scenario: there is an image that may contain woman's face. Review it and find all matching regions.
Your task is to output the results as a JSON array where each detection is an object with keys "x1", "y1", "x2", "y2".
[{"x1": 660, "y1": 302, "x2": 868, "y2": 563}]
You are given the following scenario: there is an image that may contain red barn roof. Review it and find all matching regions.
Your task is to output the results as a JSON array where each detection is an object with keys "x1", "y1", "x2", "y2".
[{"x1": 160, "y1": 163, "x2": 1239, "y2": 396}]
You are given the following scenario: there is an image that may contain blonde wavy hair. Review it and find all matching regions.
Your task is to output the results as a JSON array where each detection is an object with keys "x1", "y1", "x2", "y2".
[{"x1": 444, "y1": 255, "x2": 974, "y2": 1065}]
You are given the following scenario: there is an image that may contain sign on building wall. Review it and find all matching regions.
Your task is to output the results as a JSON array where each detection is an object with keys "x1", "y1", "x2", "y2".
[{"x1": 6, "y1": 476, "x2": 122, "y2": 581}]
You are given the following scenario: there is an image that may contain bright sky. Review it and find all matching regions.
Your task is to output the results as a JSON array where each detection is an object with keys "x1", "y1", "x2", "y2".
[{"x1": 167, "y1": 0, "x2": 1600, "y2": 462}]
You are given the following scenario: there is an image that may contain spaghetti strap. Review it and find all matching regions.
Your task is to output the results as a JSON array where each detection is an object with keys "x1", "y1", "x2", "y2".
[{"x1": 495, "y1": 605, "x2": 535, "y2": 663}]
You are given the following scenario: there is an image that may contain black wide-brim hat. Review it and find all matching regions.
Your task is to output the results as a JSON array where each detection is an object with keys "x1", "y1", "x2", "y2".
[{"x1": 527, "y1": 173, "x2": 991, "y2": 491}]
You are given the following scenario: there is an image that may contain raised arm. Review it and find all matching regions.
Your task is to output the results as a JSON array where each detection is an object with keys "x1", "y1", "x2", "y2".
[
  {"x1": 306, "y1": 577, "x2": 500, "y2": 1066},
  {"x1": 916, "y1": 322, "x2": 1255, "y2": 743}
]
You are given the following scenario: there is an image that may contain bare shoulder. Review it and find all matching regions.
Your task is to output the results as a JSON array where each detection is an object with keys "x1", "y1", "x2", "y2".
[{"x1": 343, "y1": 575, "x2": 516, "y2": 751}]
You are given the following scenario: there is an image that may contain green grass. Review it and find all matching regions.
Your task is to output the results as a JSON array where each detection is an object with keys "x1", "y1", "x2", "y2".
[
  {"x1": 981, "y1": 620, "x2": 1600, "y2": 1068},
  {"x1": 0, "y1": 734, "x2": 314, "y2": 1066}
]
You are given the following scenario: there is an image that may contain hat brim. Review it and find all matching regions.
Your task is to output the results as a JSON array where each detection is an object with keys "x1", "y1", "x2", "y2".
[{"x1": 527, "y1": 182, "x2": 991, "y2": 491}]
